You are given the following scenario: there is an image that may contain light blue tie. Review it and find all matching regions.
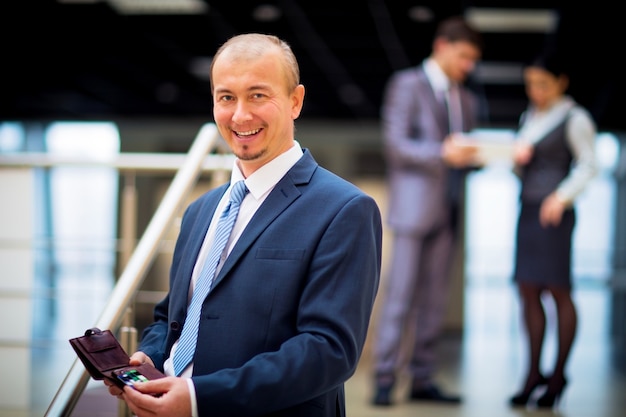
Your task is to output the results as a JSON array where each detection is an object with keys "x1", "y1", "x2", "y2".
[{"x1": 173, "y1": 180, "x2": 248, "y2": 376}]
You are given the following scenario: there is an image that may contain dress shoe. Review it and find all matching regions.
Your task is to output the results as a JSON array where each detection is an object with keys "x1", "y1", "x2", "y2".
[
  {"x1": 509, "y1": 374, "x2": 548, "y2": 407},
  {"x1": 409, "y1": 384, "x2": 461, "y2": 404},
  {"x1": 371, "y1": 385, "x2": 393, "y2": 406}
]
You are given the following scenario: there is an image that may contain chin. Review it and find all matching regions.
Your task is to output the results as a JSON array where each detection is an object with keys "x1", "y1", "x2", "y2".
[{"x1": 243, "y1": 146, "x2": 269, "y2": 163}]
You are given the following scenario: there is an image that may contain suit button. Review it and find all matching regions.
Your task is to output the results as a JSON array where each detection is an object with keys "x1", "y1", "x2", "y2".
[{"x1": 170, "y1": 322, "x2": 181, "y2": 331}]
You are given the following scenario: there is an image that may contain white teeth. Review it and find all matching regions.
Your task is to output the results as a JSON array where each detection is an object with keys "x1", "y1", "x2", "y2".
[{"x1": 235, "y1": 128, "x2": 260, "y2": 136}]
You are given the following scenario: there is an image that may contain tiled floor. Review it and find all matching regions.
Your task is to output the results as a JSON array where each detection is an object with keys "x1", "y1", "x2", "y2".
[
  {"x1": 345, "y1": 279, "x2": 626, "y2": 417},
  {"x1": 343, "y1": 165, "x2": 626, "y2": 417}
]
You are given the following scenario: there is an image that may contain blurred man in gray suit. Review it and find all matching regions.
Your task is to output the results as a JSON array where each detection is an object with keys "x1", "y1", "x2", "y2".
[{"x1": 372, "y1": 16, "x2": 485, "y2": 406}]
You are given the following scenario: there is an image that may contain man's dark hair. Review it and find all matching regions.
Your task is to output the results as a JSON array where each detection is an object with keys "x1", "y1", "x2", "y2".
[{"x1": 435, "y1": 16, "x2": 484, "y2": 51}]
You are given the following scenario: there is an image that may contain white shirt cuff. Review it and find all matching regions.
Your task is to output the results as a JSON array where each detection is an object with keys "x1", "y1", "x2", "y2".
[{"x1": 186, "y1": 378, "x2": 199, "y2": 417}]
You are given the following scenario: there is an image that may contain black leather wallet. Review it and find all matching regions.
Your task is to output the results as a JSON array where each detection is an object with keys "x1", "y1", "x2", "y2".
[{"x1": 69, "y1": 327, "x2": 165, "y2": 389}]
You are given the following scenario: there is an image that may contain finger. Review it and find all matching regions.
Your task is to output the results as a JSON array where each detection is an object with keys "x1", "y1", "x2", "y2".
[
  {"x1": 124, "y1": 383, "x2": 160, "y2": 415},
  {"x1": 122, "y1": 392, "x2": 148, "y2": 417},
  {"x1": 129, "y1": 352, "x2": 155, "y2": 367},
  {"x1": 132, "y1": 378, "x2": 170, "y2": 396},
  {"x1": 128, "y1": 352, "x2": 146, "y2": 365},
  {"x1": 539, "y1": 209, "x2": 549, "y2": 228},
  {"x1": 108, "y1": 385, "x2": 123, "y2": 397}
]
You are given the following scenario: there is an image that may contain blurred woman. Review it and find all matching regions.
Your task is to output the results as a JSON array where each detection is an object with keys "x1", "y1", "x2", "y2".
[{"x1": 509, "y1": 53, "x2": 598, "y2": 409}]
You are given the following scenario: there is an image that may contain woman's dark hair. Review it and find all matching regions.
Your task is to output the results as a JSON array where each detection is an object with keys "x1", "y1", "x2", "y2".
[{"x1": 527, "y1": 52, "x2": 568, "y2": 78}]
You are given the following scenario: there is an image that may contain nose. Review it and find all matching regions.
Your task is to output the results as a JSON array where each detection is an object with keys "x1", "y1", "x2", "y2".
[
  {"x1": 232, "y1": 101, "x2": 253, "y2": 124},
  {"x1": 463, "y1": 59, "x2": 476, "y2": 74}
]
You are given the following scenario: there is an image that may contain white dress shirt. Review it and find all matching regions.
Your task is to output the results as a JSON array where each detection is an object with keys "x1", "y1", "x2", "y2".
[{"x1": 163, "y1": 141, "x2": 304, "y2": 417}]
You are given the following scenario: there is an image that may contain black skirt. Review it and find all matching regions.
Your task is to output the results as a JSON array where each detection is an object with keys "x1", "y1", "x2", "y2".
[{"x1": 513, "y1": 202, "x2": 575, "y2": 289}]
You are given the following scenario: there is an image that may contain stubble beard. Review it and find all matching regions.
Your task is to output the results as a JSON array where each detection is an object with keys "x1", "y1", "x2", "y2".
[{"x1": 235, "y1": 144, "x2": 267, "y2": 162}]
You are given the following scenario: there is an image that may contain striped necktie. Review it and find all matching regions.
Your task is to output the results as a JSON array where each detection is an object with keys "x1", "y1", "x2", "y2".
[{"x1": 173, "y1": 180, "x2": 248, "y2": 376}]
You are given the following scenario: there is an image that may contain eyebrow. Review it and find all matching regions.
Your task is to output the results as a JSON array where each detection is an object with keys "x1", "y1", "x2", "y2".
[{"x1": 214, "y1": 84, "x2": 274, "y2": 96}]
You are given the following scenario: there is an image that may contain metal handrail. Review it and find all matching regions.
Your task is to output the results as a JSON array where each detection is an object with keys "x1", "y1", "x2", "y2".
[{"x1": 42, "y1": 123, "x2": 234, "y2": 416}]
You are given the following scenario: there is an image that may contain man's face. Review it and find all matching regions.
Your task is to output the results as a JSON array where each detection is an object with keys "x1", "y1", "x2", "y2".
[
  {"x1": 211, "y1": 49, "x2": 305, "y2": 176},
  {"x1": 438, "y1": 40, "x2": 481, "y2": 83}
]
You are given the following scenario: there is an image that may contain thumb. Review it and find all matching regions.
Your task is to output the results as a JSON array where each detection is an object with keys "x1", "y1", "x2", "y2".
[
  {"x1": 132, "y1": 376, "x2": 175, "y2": 396},
  {"x1": 129, "y1": 351, "x2": 153, "y2": 366}
]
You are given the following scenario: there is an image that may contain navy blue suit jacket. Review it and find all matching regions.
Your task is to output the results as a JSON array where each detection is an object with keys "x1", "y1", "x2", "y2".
[{"x1": 138, "y1": 149, "x2": 382, "y2": 416}]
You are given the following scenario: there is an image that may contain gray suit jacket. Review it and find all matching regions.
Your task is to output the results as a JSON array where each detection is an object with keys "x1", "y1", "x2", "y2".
[{"x1": 381, "y1": 64, "x2": 480, "y2": 235}]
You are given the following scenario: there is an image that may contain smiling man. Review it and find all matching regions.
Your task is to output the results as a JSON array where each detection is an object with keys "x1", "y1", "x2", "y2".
[{"x1": 104, "y1": 33, "x2": 383, "y2": 417}]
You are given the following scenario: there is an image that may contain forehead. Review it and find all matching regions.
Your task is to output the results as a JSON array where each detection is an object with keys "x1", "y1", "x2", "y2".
[
  {"x1": 524, "y1": 66, "x2": 557, "y2": 81},
  {"x1": 448, "y1": 40, "x2": 481, "y2": 58},
  {"x1": 212, "y1": 49, "x2": 285, "y2": 87}
]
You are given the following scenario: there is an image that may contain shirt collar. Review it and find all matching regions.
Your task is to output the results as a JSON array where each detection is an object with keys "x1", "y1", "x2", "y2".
[
  {"x1": 229, "y1": 141, "x2": 304, "y2": 200},
  {"x1": 423, "y1": 58, "x2": 453, "y2": 93},
  {"x1": 517, "y1": 96, "x2": 576, "y2": 144}
]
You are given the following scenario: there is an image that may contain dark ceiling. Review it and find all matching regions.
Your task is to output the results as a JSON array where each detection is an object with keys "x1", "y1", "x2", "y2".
[{"x1": 1, "y1": 1, "x2": 624, "y2": 131}]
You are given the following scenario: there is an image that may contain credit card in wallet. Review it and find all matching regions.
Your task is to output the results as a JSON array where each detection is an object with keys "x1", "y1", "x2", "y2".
[{"x1": 115, "y1": 369, "x2": 149, "y2": 388}]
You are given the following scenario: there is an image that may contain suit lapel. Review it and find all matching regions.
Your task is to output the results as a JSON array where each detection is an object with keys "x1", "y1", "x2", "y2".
[
  {"x1": 417, "y1": 68, "x2": 449, "y2": 138},
  {"x1": 209, "y1": 150, "x2": 317, "y2": 290}
]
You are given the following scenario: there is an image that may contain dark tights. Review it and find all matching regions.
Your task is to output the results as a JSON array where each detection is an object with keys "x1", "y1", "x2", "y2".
[{"x1": 518, "y1": 282, "x2": 577, "y2": 391}]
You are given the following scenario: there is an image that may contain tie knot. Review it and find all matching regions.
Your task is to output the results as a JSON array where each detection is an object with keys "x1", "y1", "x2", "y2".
[{"x1": 230, "y1": 180, "x2": 248, "y2": 204}]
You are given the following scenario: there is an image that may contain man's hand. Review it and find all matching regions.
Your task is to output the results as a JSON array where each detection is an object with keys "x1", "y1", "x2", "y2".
[
  {"x1": 120, "y1": 376, "x2": 192, "y2": 417},
  {"x1": 441, "y1": 134, "x2": 480, "y2": 168},
  {"x1": 104, "y1": 351, "x2": 155, "y2": 397}
]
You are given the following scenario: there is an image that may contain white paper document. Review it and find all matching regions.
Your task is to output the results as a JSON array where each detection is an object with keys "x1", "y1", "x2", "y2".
[{"x1": 455, "y1": 129, "x2": 517, "y2": 165}]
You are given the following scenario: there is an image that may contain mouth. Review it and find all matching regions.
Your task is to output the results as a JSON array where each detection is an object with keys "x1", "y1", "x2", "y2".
[{"x1": 234, "y1": 128, "x2": 261, "y2": 138}]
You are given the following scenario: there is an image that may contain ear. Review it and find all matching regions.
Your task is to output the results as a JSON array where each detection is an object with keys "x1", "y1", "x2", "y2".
[
  {"x1": 432, "y1": 37, "x2": 446, "y2": 53},
  {"x1": 559, "y1": 74, "x2": 570, "y2": 92},
  {"x1": 291, "y1": 84, "x2": 306, "y2": 120}
]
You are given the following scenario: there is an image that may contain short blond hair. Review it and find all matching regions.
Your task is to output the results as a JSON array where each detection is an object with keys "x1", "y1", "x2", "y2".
[{"x1": 210, "y1": 33, "x2": 300, "y2": 94}]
